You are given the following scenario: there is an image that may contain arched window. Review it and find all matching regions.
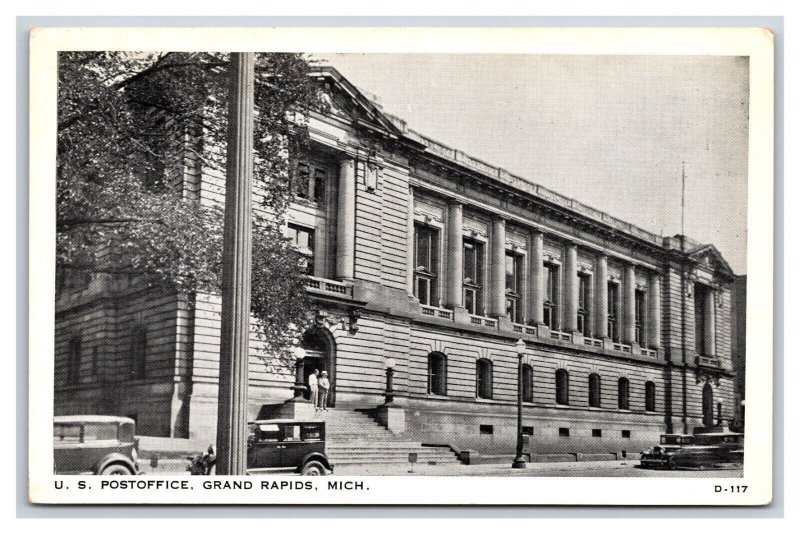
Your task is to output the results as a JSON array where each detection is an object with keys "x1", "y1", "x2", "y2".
[
  {"x1": 476, "y1": 359, "x2": 493, "y2": 399},
  {"x1": 427, "y1": 353, "x2": 447, "y2": 395},
  {"x1": 522, "y1": 364, "x2": 534, "y2": 403},
  {"x1": 645, "y1": 381, "x2": 656, "y2": 412},
  {"x1": 589, "y1": 373, "x2": 602, "y2": 408},
  {"x1": 66, "y1": 336, "x2": 81, "y2": 385},
  {"x1": 618, "y1": 377, "x2": 630, "y2": 410},
  {"x1": 702, "y1": 382, "x2": 715, "y2": 427},
  {"x1": 130, "y1": 326, "x2": 147, "y2": 379},
  {"x1": 555, "y1": 369, "x2": 569, "y2": 405}
]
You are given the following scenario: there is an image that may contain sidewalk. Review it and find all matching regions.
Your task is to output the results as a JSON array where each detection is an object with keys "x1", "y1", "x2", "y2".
[{"x1": 330, "y1": 459, "x2": 635, "y2": 477}]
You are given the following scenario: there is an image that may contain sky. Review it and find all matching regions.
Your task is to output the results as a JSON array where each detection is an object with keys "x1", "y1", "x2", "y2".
[{"x1": 312, "y1": 53, "x2": 749, "y2": 274}]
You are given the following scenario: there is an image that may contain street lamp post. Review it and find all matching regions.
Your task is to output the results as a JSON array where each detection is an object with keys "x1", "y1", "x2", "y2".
[
  {"x1": 384, "y1": 358, "x2": 396, "y2": 404},
  {"x1": 512, "y1": 339, "x2": 528, "y2": 469}
]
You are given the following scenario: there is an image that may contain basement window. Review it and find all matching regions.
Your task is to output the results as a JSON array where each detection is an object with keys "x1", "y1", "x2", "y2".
[
  {"x1": 522, "y1": 426, "x2": 534, "y2": 436},
  {"x1": 479, "y1": 425, "x2": 494, "y2": 435},
  {"x1": 559, "y1": 427, "x2": 570, "y2": 437},
  {"x1": 592, "y1": 429, "x2": 602, "y2": 438},
  {"x1": 621, "y1": 430, "x2": 632, "y2": 439}
]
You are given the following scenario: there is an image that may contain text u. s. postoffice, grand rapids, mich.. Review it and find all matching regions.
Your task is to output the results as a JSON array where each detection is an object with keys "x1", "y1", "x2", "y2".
[{"x1": 88, "y1": 480, "x2": 368, "y2": 492}]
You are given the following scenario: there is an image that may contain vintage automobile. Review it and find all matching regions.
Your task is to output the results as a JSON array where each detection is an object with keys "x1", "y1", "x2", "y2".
[
  {"x1": 53, "y1": 415, "x2": 140, "y2": 475},
  {"x1": 246, "y1": 419, "x2": 334, "y2": 476},
  {"x1": 640, "y1": 428, "x2": 744, "y2": 469}
]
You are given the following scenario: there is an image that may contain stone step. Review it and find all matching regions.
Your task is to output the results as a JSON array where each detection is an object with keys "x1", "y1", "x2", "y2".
[{"x1": 314, "y1": 409, "x2": 461, "y2": 466}]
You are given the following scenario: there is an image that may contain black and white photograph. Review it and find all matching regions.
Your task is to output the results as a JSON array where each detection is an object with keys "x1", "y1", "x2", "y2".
[{"x1": 27, "y1": 26, "x2": 774, "y2": 505}]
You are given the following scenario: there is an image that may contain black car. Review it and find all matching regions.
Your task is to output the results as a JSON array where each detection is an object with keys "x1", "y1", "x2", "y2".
[
  {"x1": 246, "y1": 419, "x2": 333, "y2": 476},
  {"x1": 640, "y1": 430, "x2": 743, "y2": 469},
  {"x1": 53, "y1": 415, "x2": 140, "y2": 475}
]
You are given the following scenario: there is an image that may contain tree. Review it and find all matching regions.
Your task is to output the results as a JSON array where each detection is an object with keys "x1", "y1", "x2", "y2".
[{"x1": 57, "y1": 51, "x2": 325, "y2": 366}]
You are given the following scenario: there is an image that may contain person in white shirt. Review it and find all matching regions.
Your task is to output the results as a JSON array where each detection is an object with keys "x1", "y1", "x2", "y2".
[
  {"x1": 318, "y1": 371, "x2": 331, "y2": 411},
  {"x1": 308, "y1": 369, "x2": 319, "y2": 410}
]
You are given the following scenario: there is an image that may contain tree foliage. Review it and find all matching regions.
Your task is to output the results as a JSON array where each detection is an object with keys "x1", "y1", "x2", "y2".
[{"x1": 57, "y1": 51, "x2": 325, "y2": 366}]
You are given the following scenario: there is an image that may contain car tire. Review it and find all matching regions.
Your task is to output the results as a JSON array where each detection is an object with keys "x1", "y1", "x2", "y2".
[
  {"x1": 301, "y1": 461, "x2": 326, "y2": 476},
  {"x1": 100, "y1": 463, "x2": 134, "y2": 475}
]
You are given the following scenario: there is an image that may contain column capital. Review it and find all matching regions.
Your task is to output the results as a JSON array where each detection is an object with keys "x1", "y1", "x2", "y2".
[
  {"x1": 339, "y1": 157, "x2": 355, "y2": 169},
  {"x1": 447, "y1": 198, "x2": 463, "y2": 207}
]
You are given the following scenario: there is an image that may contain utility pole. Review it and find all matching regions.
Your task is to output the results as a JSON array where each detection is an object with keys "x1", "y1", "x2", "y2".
[{"x1": 216, "y1": 52, "x2": 255, "y2": 475}]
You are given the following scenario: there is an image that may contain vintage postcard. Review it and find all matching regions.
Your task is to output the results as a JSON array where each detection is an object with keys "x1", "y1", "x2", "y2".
[{"x1": 28, "y1": 26, "x2": 774, "y2": 505}]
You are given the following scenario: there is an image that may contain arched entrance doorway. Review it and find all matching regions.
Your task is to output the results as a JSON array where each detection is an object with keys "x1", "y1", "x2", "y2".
[
  {"x1": 702, "y1": 382, "x2": 714, "y2": 427},
  {"x1": 301, "y1": 328, "x2": 336, "y2": 407}
]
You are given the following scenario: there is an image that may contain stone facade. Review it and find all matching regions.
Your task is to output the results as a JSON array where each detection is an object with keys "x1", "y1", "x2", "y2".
[{"x1": 54, "y1": 66, "x2": 739, "y2": 456}]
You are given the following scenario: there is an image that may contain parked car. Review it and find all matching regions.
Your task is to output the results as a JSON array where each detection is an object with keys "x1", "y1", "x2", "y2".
[
  {"x1": 640, "y1": 429, "x2": 743, "y2": 469},
  {"x1": 53, "y1": 415, "x2": 140, "y2": 475},
  {"x1": 246, "y1": 419, "x2": 333, "y2": 475}
]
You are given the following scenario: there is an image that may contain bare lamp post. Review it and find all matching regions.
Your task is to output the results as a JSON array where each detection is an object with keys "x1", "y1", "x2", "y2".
[
  {"x1": 384, "y1": 358, "x2": 396, "y2": 404},
  {"x1": 291, "y1": 346, "x2": 307, "y2": 399},
  {"x1": 215, "y1": 52, "x2": 255, "y2": 476},
  {"x1": 512, "y1": 339, "x2": 528, "y2": 469}
]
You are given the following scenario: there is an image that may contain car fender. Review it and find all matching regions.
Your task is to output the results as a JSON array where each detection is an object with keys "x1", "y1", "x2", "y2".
[
  {"x1": 95, "y1": 453, "x2": 137, "y2": 475},
  {"x1": 297, "y1": 452, "x2": 332, "y2": 472}
]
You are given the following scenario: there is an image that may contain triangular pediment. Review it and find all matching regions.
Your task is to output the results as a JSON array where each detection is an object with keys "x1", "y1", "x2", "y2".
[
  {"x1": 687, "y1": 244, "x2": 735, "y2": 280},
  {"x1": 311, "y1": 66, "x2": 405, "y2": 140}
]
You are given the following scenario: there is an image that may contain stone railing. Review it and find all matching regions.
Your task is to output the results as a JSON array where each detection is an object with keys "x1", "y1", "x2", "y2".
[
  {"x1": 303, "y1": 276, "x2": 351, "y2": 296},
  {"x1": 469, "y1": 315, "x2": 498, "y2": 328},
  {"x1": 613, "y1": 342, "x2": 632, "y2": 354},
  {"x1": 512, "y1": 323, "x2": 538, "y2": 336},
  {"x1": 697, "y1": 355, "x2": 721, "y2": 368},
  {"x1": 550, "y1": 330, "x2": 572, "y2": 342},
  {"x1": 583, "y1": 337, "x2": 603, "y2": 348},
  {"x1": 420, "y1": 305, "x2": 454, "y2": 320},
  {"x1": 641, "y1": 348, "x2": 658, "y2": 358}
]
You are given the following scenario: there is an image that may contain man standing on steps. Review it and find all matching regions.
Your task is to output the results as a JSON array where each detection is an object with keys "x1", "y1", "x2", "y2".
[
  {"x1": 308, "y1": 369, "x2": 320, "y2": 411},
  {"x1": 318, "y1": 371, "x2": 330, "y2": 411}
]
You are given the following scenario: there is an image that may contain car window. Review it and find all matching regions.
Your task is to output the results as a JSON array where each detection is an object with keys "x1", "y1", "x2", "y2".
[
  {"x1": 54, "y1": 424, "x2": 82, "y2": 443},
  {"x1": 283, "y1": 425, "x2": 302, "y2": 441},
  {"x1": 118, "y1": 423, "x2": 135, "y2": 442},
  {"x1": 257, "y1": 424, "x2": 281, "y2": 442},
  {"x1": 83, "y1": 423, "x2": 119, "y2": 441},
  {"x1": 301, "y1": 424, "x2": 322, "y2": 441}
]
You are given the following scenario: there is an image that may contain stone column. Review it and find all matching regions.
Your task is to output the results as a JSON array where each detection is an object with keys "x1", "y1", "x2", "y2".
[
  {"x1": 704, "y1": 288, "x2": 716, "y2": 356},
  {"x1": 406, "y1": 187, "x2": 415, "y2": 297},
  {"x1": 648, "y1": 273, "x2": 662, "y2": 349},
  {"x1": 563, "y1": 243, "x2": 578, "y2": 332},
  {"x1": 336, "y1": 157, "x2": 356, "y2": 280},
  {"x1": 623, "y1": 264, "x2": 636, "y2": 344},
  {"x1": 529, "y1": 231, "x2": 544, "y2": 325},
  {"x1": 490, "y1": 218, "x2": 507, "y2": 317},
  {"x1": 445, "y1": 201, "x2": 463, "y2": 309},
  {"x1": 595, "y1": 254, "x2": 608, "y2": 338},
  {"x1": 216, "y1": 52, "x2": 254, "y2": 476},
  {"x1": 519, "y1": 248, "x2": 529, "y2": 323}
]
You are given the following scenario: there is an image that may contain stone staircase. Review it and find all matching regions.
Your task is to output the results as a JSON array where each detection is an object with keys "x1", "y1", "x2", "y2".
[{"x1": 319, "y1": 408, "x2": 461, "y2": 467}]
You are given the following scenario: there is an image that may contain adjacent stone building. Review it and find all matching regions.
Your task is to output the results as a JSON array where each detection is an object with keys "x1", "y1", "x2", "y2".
[{"x1": 55, "y1": 66, "x2": 739, "y2": 457}]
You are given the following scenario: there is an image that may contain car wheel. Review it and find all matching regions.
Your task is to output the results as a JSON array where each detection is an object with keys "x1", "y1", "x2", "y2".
[
  {"x1": 100, "y1": 463, "x2": 134, "y2": 475},
  {"x1": 301, "y1": 461, "x2": 326, "y2": 476}
]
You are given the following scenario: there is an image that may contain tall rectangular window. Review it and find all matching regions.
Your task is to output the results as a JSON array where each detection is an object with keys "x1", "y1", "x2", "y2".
[
  {"x1": 635, "y1": 289, "x2": 646, "y2": 345},
  {"x1": 607, "y1": 282, "x2": 620, "y2": 341},
  {"x1": 414, "y1": 224, "x2": 439, "y2": 306},
  {"x1": 694, "y1": 284, "x2": 707, "y2": 355},
  {"x1": 543, "y1": 263, "x2": 559, "y2": 330},
  {"x1": 463, "y1": 239, "x2": 485, "y2": 315},
  {"x1": 505, "y1": 252, "x2": 523, "y2": 323},
  {"x1": 287, "y1": 224, "x2": 315, "y2": 276},
  {"x1": 312, "y1": 168, "x2": 327, "y2": 204},
  {"x1": 578, "y1": 273, "x2": 591, "y2": 336}
]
